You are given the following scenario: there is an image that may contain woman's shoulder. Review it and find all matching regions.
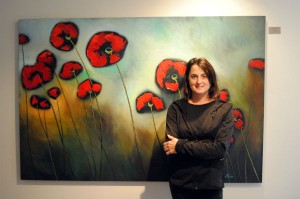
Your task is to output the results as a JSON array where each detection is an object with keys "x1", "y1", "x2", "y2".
[
  {"x1": 214, "y1": 99, "x2": 233, "y2": 113},
  {"x1": 167, "y1": 98, "x2": 186, "y2": 112},
  {"x1": 171, "y1": 98, "x2": 186, "y2": 107}
]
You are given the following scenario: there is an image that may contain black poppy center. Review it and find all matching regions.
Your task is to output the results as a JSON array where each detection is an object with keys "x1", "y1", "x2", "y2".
[
  {"x1": 148, "y1": 102, "x2": 153, "y2": 108},
  {"x1": 65, "y1": 34, "x2": 71, "y2": 41},
  {"x1": 99, "y1": 42, "x2": 113, "y2": 56},
  {"x1": 171, "y1": 74, "x2": 178, "y2": 82},
  {"x1": 165, "y1": 66, "x2": 179, "y2": 82},
  {"x1": 30, "y1": 71, "x2": 42, "y2": 81},
  {"x1": 105, "y1": 47, "x2": 113, "y2": 55}
]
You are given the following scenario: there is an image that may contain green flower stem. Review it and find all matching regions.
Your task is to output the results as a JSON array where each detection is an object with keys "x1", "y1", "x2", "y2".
[
  {"x1": 55, "y1": 100, "x2": 64, "y2": 137},
  {"x1": 37, "y1": 107, "x2": 58, "y2": 180},
  {"x1": 67, "y1": 38, "x2": 93, "y2": 85},
  {"x1": 54, "y1": 74, "x2": 93, "y2": 177},
  {"x1": 88, "y1": 92, "x2": 98, "y2": 178},
  {"x1": 171, "y1": 74, "x2": 181, "y2": 98},
  {"x1": 148, "y1": 103, "x2": 166, "y2": 158},
  {"x1": 244, "y1": 70, "x2": 260, "y2": 182},
  {"x1": 241, "y1": 129, "x2": 260, "y2": 182},
  {"x1": 69, "y1": 41, "x2": 106, "y2": 179},
  {"x1": 149, "y1": 104, "x2": 168, "y2": 171},
  {"x1": 116, "y1": 63, "x2": 145, "y2": 178},
  {"x1": 41, "y1": 84, "x2": 64, "y2": 145},
  {"x1": 21, "y1": 44, "x2": 35, "y2": 176},
  {"x1": 91, "y1": 91, "x2": 116, "y2": 180},
  {"x1": 41, "y1": 84, "x2": 67, "y2": 178}
]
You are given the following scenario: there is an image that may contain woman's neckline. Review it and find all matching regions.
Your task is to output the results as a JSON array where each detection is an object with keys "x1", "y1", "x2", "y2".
[{"x1": 187, "y1": 98, "x2": 216, "y2": 106}]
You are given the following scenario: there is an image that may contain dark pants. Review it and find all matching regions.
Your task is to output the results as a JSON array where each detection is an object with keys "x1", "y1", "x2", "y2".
[{"x1": 170, "y1": 184, "x2": 223, "y2": 199}]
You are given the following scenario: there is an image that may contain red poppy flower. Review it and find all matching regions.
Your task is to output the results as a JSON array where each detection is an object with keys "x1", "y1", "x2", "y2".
[
  {"x1": 248, "y1": 58, "x2": 265, "y2": 70},
  {"x1": 21, "y1": 62, "x2": 54, "y2": 90},
  {"x1": 21, "y1": 50, "x2": 56, "y2": 90},
  {"x1": 155, "y1": 59, "x2": 186, "y2": 92},
  {"x1": 50, "y1": 22, "x2": 79, "y2": 51},
  {"x1": 37, "y1": 50, "x2": 56, "y2": 69},
  {"x1": 59, "y1": 61, "x2": 83, "y2": 80},
  {"x1": 86, "y1": 31, "x2": 128, "y2": 68},
  {"x1": 47, "y1": 87, "x2": 61, "y2": 99},
  {"x1": 19, "y1": 34, "x2": 30, "y2": 45},
  {"x1": 30, "y1": 95, "x2": 51, "y2": 109},
  {"x1": 218, "y1": 89, "x2": 230, "y2": 102},
  {"x1": 233, "y1": 108, "x2": 243, "y2": 119},
  {"x1": 233, "y1": 108, "x2": 244, "y2": 130},
  {"x1": 136, "y1": 92, "x2": 164, "y2": 113},
  {"x1": 234, "y1": 119, "x2": 244, "y2": 130},
  {"x1": 77, "y1": 79, "x2": 102, "y2": 99}
]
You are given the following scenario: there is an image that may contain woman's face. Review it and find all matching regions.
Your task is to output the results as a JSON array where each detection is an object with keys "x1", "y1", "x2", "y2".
[{"x1": 188, "y1": 64, "x2": 211, "y2": 98}]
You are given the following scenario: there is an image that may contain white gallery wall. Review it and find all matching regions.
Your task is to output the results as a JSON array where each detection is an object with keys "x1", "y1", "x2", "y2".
[{"x1": 1, "y1": 0, "x2": 300, "y2": 198}]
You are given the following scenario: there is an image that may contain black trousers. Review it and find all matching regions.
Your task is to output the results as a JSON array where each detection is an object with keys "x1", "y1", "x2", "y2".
[{"x1": 170, "y1": 184, "x2": 223, "y2": 199}]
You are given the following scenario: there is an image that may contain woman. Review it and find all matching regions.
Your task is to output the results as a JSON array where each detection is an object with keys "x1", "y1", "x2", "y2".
[{"x1": 163, "y1": 57, "x2": 234, "y2": 199}]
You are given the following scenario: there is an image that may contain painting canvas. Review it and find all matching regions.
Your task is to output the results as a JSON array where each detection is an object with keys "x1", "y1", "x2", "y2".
[{"x1": 18, "y1": 16, "x2": 265, "y2": 182}]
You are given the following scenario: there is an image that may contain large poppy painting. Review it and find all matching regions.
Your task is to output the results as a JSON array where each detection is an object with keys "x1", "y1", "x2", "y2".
[{"x1": 18, "y1": 16, "x2": 265, "y2": 182}]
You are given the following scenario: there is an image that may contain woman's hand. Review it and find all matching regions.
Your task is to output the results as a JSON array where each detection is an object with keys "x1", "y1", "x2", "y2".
[{"x1": 163, "y1": 134, "x2": 178, "y2": 155}]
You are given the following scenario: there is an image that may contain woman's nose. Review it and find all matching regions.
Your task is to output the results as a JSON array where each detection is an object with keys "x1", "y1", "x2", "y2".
[{"x1": 197, "y1": 78, "x2": 202, "y2": 83}]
